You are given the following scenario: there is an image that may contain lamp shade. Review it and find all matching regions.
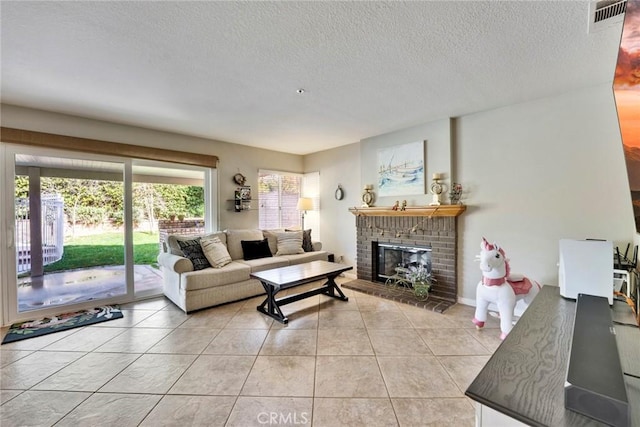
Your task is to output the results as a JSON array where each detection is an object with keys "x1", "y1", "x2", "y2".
[{"x1": 296, "y1": 197, "x2": 313, "y2": 211}]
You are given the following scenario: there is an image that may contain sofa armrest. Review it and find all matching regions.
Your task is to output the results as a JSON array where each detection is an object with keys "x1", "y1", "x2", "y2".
[
  {"x1": 157, "y1": 252, "x2": 194, "y2": 274},
  {"x1": 312, "y1": 241, "x2": 322, "y2": 251}
]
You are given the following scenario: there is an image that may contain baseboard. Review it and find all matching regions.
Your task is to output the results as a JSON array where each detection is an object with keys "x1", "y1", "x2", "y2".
[{"x1": 457, "y1": 296, "x2": 476, "y2": 307}]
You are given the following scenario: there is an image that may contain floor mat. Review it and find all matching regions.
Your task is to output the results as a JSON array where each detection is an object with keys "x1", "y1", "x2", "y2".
[{"x1": 2, "y1": 306, "x2": 123, "y2": 344}]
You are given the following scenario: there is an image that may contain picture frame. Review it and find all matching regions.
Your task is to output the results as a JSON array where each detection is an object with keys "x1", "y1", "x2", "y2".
[{"x1": 377, "y1": 141, "x2": 425, "y2": 197}]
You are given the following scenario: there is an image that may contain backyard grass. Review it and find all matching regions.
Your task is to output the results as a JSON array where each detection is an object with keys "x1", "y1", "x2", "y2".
[{"x1": 43, "y1": 232, "x2": 160, "y2": 273}]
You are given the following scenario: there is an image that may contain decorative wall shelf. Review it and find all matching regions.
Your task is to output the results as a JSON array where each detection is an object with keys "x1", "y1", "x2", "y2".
[{"x1": 348, "y1": 205, "x2": 466, "y2": 217}]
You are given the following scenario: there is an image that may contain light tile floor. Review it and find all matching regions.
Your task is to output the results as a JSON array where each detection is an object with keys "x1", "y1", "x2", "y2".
[{"x1": 0, "y1": 278, "x2": 503, "y2": 426}]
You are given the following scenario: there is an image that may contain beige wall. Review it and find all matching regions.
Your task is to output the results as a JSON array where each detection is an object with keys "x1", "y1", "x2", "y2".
[{"x1": 304, "y1": 142, "x2": 360, "y2": 268}]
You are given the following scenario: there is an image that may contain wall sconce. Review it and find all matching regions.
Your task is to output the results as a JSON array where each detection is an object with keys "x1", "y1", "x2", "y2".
[{"x1": 296, "y1": 197, "x2": 313, "y2": 229}]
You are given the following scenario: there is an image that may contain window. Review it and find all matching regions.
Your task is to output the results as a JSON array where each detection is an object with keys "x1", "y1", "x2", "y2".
[{"x1": 258, "y1": 170, "x2": 302, "y2": 229}]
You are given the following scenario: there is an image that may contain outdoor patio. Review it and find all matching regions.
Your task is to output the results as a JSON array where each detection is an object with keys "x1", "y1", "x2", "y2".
[{"x1": 17, "y1": 265, "x2": 163, "y2": 312}]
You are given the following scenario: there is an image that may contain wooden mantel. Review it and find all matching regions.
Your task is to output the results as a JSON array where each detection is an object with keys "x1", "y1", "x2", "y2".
[{"x1": 348, "y1": 205, "x2": 466, "y2": 217}]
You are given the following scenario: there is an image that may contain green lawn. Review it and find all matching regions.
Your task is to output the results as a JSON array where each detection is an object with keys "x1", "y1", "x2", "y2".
[{"x1": 43, "y1": 232, "x2": 160, "y2": 273}]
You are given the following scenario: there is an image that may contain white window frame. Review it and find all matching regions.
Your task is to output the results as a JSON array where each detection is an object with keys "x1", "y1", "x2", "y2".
[{"x1": 0, "y1": 144, "x2": 217, "y2": 326}]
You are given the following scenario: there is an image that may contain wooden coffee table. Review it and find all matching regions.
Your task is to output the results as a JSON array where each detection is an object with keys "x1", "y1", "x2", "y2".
[{"x1": 251, "y1": 260, "x2": 352, "y2": 324}]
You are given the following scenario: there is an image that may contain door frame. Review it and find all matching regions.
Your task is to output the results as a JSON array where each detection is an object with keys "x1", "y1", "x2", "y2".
[{"x1": 1, "y1": 144, "x2": 217, "y2": 326}]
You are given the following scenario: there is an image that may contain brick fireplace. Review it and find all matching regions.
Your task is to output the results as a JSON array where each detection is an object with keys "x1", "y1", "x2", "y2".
[{"x1": 349, "y1": 206, "x2": 465, "y2": 302}]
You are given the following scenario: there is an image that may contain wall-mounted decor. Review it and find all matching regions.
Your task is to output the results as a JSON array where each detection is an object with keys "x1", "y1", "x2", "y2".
[
  {"x1": 233, "y1": 173, "x2": 246, "y2": 186},
  {"x1": 234, "y1": 186, "x2": 251, "y2": 212},
  {"x1": 335, "y1": 184, "x2": 344, "y2": 200},
  {"x1": 377, "y1": 141, "x2": 425, "y2": 197},
  {"x1": 614, "y1": 0, "x2": 640, "y2": 231}
]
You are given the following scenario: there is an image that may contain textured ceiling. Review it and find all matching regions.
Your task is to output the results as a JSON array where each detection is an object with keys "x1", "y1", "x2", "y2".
[{"x1": 0, "y1": 1, "x2": 624, "y2": 155}]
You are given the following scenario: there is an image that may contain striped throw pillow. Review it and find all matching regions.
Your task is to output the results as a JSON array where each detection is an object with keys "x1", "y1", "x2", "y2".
[
  {"x1": 200, "y1": 237, "x2": 232, "y2": 268},
  {"x1": 275, "y1": 231, "x2": 305, "y2": 256}
]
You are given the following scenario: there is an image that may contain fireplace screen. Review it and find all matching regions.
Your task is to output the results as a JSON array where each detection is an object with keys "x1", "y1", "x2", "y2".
[{"x1": 374, "y1": 242, "x2": 432, "y2": 282}]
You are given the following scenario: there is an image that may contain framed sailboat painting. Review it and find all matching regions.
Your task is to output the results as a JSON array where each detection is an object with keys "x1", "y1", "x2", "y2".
[{"x1": 377, "y1": 140, "x2": 425, "y2": 197}]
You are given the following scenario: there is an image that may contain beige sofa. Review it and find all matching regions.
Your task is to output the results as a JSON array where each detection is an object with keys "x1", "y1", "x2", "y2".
[{"x1": 157, "y1": 229, "x2": 329, "y2": 313}]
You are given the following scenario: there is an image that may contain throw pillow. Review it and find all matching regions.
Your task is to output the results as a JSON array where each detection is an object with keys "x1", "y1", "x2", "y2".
[
  {"x1": 262, "y1": 229, "x2": 285, "y2": 256},
  {"x1": 177, "y1": 238, "x2": 211, "y2": 271},
  {"x1": 275, "y1": 231, "x2": 305, "y2": 256},
  {"x1": 225, "y1": 229, "x2": 264, "y2": 260},
  {"x1": 287, "y1": 228, "x2": 313, "y2": 252},
  {"x1": 166, "y1": 232, "x2": 224, "y2": 256},
  {"x1": 200, "y1": 237, "x2": 232, "y2": 268},
  {"x1": 241, "y1": 238, "x2": 273, "y2": 260}
]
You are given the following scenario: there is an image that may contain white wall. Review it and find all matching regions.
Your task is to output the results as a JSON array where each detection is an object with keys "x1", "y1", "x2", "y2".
[
  {"x1": 456, "y1": 83, "x2": 635, "y2": 302},
  {"x1": 0, "y1": 104, "x2": 303, "y2": 230},
  {"x1": 304, "y1": 142, "x2": 360, "y2": 269},
  {"x1": 359, "y1": 118, "x2": 453, "y2": 207}
]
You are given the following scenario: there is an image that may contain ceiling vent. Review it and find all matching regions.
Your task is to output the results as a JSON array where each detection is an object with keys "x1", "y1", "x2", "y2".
[{"x1": 588, "y1": 0, "x2": 627, "y2": 33}]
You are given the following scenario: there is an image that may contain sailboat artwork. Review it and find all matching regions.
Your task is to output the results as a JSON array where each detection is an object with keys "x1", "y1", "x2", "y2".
[{"x1": 377, "y1": 141, "x2": 425, "y2": 197}]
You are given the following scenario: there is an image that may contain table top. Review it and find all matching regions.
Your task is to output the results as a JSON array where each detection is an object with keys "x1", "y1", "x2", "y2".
[
  {"x1": 250, "y1": 260, "x2": 353, "y2": 288},
  {"x1": 465, "y1": 285, "x2": 640, "y2": 427}
]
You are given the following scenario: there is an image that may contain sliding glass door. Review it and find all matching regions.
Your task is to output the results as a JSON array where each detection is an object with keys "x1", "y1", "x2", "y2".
[
  {"x1": 2, "y1": 145, "x2": 215, "y2": 324},
  {"x1": 131, "y1": 160, "x2": 206, "y2": 298},
  {"x1": 3, "y1": 146, "x2": 130, "y2": 321}
]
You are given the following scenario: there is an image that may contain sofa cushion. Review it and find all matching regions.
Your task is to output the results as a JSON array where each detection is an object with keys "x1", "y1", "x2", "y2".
[
  {"x1": 200, "y1": 237, "x2": 232, "y2": 268},
  {"x1": 167, "y1": 232, "x2": 226, "y2": 256},
  {"x1": 241, "y1": 238, "x2": 273, "y2": 260},
  {"x1": 238, "y1": 256, "x2": 290, "y2": 273},
  {"x1": 225, "y1": 229, "x2": 264, "y2": 260},
  {"x1": 275, "y1": 231, "x2": 304, "y2": 256},
  {"x1": 177, "y1": 238, "x2": 211, "y2": 271},
  {"x1": 180, "y1": 261, "x2": 251, "y2": 291}
]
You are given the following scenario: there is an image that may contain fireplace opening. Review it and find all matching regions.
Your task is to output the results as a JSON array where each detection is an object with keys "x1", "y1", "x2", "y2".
[{"x1": 373, "y1": 242, "x2": 432, "y2": 283}]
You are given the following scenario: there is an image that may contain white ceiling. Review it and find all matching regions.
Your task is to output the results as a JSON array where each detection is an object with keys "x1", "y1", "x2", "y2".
[{"x1": 0, "y1": 1, "x2": 624, "y2": 155}]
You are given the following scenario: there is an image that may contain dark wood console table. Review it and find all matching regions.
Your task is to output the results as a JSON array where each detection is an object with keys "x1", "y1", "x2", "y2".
[{"x1": 466, "y1": 285, "x2": 640, "y2": 426}]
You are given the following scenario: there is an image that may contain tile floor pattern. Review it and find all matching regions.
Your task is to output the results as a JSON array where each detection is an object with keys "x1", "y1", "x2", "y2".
[{"x1": 0, "y1": 278, "x2": 503, "y2": 426}]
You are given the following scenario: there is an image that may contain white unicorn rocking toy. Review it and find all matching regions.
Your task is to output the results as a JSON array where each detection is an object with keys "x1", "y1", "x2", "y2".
[{"x1": 473, "y1": 237, "x2": 541, "y2": 340}]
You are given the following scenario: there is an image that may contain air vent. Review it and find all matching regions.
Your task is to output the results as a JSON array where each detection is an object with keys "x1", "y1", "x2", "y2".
[{"x1": 588, "y1": 0, "x2": 627, "y2": 33}]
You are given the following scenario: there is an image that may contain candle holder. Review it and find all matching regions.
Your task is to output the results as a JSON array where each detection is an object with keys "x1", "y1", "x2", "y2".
[
  {"x1": 362, "y1": 185, "x2": 374, "y2": 207},
  {"x1": 430, "y1": 174, "x2": 446, "y2": 206}
]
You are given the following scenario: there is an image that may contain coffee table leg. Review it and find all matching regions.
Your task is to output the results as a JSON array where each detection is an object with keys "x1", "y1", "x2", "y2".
[
  {"x1": 323, "y1": 274, "x2": 348, "y2": 301},
  {"x1": 257, "y1": 281, "x2": 288, "y2": 324}
]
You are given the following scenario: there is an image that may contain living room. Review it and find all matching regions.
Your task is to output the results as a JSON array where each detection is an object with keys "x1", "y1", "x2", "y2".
[{"x1": 1, "y1": 1, "x2": 638, "y2": 425}]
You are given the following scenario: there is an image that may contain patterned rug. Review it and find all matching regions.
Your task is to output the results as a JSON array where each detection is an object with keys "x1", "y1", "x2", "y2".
[
  {"x1": 341, "y1": 279, "x2": 455, "y2": 313},
  {"x1": 2, "y1": 306, "x2": 123, "y2": 344}
]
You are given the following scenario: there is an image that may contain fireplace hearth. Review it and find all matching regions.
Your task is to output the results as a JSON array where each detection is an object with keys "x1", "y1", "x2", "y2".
[{"x1": 350, "y1": 208, "x2": 463, "y2": 303}]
